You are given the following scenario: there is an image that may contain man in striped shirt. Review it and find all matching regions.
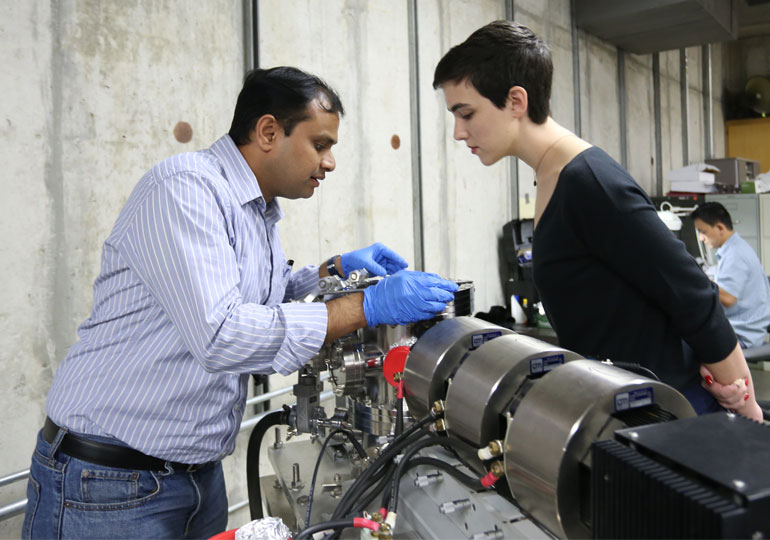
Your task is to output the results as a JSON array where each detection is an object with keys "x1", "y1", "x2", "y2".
[{"x1": 23, "y1": 67, "x2": 458, "y2": 539}]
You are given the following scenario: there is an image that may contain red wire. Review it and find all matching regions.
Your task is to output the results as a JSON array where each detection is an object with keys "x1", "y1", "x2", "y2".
[{"x1": 353, "y1": 517, "x2": 380, "y2": 532}]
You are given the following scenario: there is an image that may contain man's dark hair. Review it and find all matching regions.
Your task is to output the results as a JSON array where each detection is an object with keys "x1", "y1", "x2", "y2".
[
  {"x1": 691, "y1": 202, "x2": 733, "y2": 230},
  {"x1": 433, "y1": 20, "x2": 552, "y2": 124},
  {"x1": 229, "y1": 66, "x2": 345, "y2": 145}
]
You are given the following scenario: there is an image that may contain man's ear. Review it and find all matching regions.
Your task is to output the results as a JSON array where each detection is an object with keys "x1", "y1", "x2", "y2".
[
  {"x1": 253, "y1": 114, "x2": 281, "y2": 151},
  {"x1": 716, "y1": 222, "x2": 728, "y2": 235},
  {"x1": 507, "y1": 86, "x2": 528, "y2": 119}
]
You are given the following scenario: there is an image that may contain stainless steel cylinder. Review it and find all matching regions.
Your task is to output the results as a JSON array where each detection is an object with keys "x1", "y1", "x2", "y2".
[
  {"x1": 445, "y1": 334, "x2": 583, "y2": 447},
  {"x1": 402, "y1": 317, "x2": 513, "y2": 419},
  {"x1": 503, "y1": 360, "x2": 696, "y2": 539}
]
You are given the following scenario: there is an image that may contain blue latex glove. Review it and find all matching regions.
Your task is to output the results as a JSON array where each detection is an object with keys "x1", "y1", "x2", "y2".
[
  {"x1": 340, "y1": 242, "x2": 408, "y2": 278},
  {"x1": 362, "y1": 271, "x2": 459, "y2": 327}
]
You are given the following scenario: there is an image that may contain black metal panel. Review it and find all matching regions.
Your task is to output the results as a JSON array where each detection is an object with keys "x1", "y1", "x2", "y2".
[
  {"x1": 574, "y1": 0, "x2": 737, "y2": 54},
  {"x1": 592, "y1": 413, "x2": 770, "y2": 538}
]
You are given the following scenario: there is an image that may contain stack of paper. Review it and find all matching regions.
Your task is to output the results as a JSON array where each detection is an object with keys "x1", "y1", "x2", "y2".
[{"x1": 665, "y1": 163, "x2": 719, "y2": 193}]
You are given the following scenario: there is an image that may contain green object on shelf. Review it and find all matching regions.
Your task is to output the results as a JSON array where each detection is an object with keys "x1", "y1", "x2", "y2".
[
  {"x1": 741, "y1": 181, "x2": 756, "y2": 193},
  {"x1": 536, "y1": 313, "x2": 552, "y2": 329}
]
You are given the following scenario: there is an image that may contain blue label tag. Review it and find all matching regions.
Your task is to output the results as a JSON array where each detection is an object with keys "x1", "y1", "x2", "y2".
[
  {"x1": 529, "y1": 354, "x2": 564, "y2": 374},
  {"x1": 470, "y1": 331, "x2": 503, "y2": 350},
  {"x1": 614, "y1": 387, "x2": 654, "y2": 412}
]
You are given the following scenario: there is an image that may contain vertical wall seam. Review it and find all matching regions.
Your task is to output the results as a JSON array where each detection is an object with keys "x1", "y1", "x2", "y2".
[
  {"x1": 653, "y1": 52, "x2": 663, "y2": 196},
  {"x1": 680, "y1": 48, "x2": 689, "y2": 166},
  {"x1": 505, "y1": 0, "x2": 518, "y2": 221},
  {"x1": 407, "y1": 0, "x2": 424, "y2": 271},
  {"x1": 617, "y1": 49, "x2": 628, "y2": 169}
]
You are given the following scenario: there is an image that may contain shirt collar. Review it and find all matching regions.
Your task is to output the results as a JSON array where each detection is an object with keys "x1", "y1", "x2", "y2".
[
  {"x1": 209, "y1": 134, "x2": 284, "y2": 219},
  {"x1": 716, "y1": 232, "x2": 738, "y2": 260}
]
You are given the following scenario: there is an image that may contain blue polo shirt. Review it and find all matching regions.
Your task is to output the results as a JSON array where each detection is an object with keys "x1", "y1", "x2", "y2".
[{"x1": 716, "y1": 232, "x2": 770, "y2": 348}]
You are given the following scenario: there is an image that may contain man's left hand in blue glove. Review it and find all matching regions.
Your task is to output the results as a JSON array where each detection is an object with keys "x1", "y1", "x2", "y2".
[{"x1": 326, "y1": 242, "x2": 409, "y2": 278}]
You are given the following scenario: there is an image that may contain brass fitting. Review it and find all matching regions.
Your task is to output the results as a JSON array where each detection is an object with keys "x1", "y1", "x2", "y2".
[
  {"x1": 371, "y1": 512, "x2": 383, "y2": 523},
  {"x1": 433, "y1": 418, "x2": 447, "y2": 432},
  {"x1": 431, "y1": 400, "x2": 445, "y2": 414},
  {"x1": 490, "y1": 460, "x2": 505, "y2": 478},
  {"x1": 393, "y1": 372, "x2": 402, "y2": 382},
  {"x1": 488, "y1": 440, "x2": 503, "y2": 456},
  {"x1": 378, "y1": 523, "x2": 393, "y2": 540}
]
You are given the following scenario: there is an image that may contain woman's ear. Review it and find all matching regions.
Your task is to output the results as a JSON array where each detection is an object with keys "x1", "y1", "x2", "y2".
[{"x1": 507, "y1": 86, "x2": 528, "y2": 119}]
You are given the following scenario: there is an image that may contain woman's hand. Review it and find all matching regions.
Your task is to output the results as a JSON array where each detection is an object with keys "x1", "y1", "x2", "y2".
[{"x1": 700, "y1": 364, "x2": 763, "y2": 422}]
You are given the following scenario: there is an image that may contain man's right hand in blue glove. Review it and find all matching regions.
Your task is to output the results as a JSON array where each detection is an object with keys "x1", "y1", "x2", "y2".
[{"x1": 362, "y1": 271, "x2": 459, "y2": 327}]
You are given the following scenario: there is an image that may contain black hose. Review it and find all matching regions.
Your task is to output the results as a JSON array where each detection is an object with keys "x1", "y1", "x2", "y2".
[
  {"x1": 305, "y1": 429, "x2": 344, "y2": 528},
  {"x1": 295, "y1": 518, "x2": 355, "y2": 540},
  {"x1": 389, "y1": 435, "x2": 476, "y2": 514},
  {"x1": 395, "y1": 394, "x2": 404, "y2": 437},
  {"x1": 331, "y1": 427, "x2": 429, "y2": 520},
  {"x1": 246, "y1": 409, "x2": 285, "y2": 520},
  {"x1": 337, "y1": 429, "x2": 368, "y2": 460},
  {"x1": 611, "y1": 361, "x2": 660, "y2": 381}
]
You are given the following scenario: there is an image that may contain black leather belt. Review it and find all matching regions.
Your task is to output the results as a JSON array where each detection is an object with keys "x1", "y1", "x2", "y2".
[{"x1": 43, "y1": 417, "x2": 213, "y2": 472}]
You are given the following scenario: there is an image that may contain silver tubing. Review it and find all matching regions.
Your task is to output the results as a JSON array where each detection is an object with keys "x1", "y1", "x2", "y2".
[
  {"x1": 0, "y1": 499, "x2": 27, "y2": 521},
  {"x1": 242, "y1": 0, "x2": 255, "y2": 73},
  {"x1": 239, "y1": 390, "x2": 334, "y2": 432},
  {"x1": 653, "y1": 52, "x2": 663, "y2": 196},
  {"x1": 245, "y1": 373, "x2": 329, "y2": 407},
  {"x1": 570, "y1": 0, "x2": 582, "y2": 136},
  {"x1": 617, "y1": 50, "x2": 628, "y2": 169},
  {"x1": 407, "y1": 0, "x2": 424, "y2": 271},
  {"x1": 505, "y1": 0, "x2": 519, "y2": 220},
  {"x1": 680, "y1": 48, "x2": 689, "y2": 166},
  {"x1": 0, "y1": 470, "x2": 28, "y2": 489},
  {"x1": 702, "y1": 44, "x2": 713, "y2": 159}
]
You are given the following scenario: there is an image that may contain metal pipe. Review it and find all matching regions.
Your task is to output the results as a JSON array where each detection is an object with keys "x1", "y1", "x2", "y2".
[
  {"x1": 0, "y1": 499, "x2": 27, "y2": 521},
  {"x1": 0, "y1": 470, "x2": 28, "y2": 489},
  {"x1": 407, "y1": 0, "x2": 424, "y2": 271},
  {"x1": 617, "y1": 50, "x2": 628, "y2": 169},
  {"x1": 242, "y1": 0, "x2": 255, "y2": 73},
  {"x1": 653, "y1": 52, "x2": 663, "y2": 196},
  {"x1": 702, "y1": 44, "x2": 713, "y2": 159},
  {"x1": 680, "y1": 48, "x2": 689, "y2": 166},
  {"x1": 505, "y1": 0, "x2": 519, "y2": 220},
  {"x1": 239, "y1": 390, "x2": 334, "y2": 432},
  {"x1": 245, "y1": 374, "x2": 328, "y2": 407},
  {"x1": 228, "y1": 499, "x2": 249, "y2": 514},
  {"x1": 570, "y1": 0, "x2": 582, "y2": 136}
]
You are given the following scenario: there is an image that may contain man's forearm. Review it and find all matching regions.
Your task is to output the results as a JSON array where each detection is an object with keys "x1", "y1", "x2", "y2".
[
  {"x1": 324, "y1": 292, "x2": 367, "y2": 343},
  {"x1": 718, "y1": 285, "x2": 737, "y2": 308}
]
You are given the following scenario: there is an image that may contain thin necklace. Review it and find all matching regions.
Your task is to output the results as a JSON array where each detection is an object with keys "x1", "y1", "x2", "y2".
[{"x1": 533, "y1": 133, "x2": 573, "y2": 186}]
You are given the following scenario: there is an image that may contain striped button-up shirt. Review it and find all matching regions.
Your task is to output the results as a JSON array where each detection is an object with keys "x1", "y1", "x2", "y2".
[{"x1": 46, "y1": 135, "x2": 328, "y2": 463}]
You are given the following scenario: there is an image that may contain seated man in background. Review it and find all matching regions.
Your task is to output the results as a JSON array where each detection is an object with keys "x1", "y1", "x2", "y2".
[{"x1": 692, "y1": 201, "x2": 770, "y2": 348}]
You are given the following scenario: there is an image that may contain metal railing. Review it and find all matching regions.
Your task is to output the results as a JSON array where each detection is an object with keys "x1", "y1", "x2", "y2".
[{"x1": 0, "y1": 385, "x2": 332, "y2": 523}]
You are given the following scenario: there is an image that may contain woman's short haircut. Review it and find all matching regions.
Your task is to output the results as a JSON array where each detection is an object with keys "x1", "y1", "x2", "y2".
[
  {"x1": 229, "y1": 66, "x2": 344, "y2": 145},
  {"x1": 433, "y1": 20, "x2": 552, "y2": 124}
]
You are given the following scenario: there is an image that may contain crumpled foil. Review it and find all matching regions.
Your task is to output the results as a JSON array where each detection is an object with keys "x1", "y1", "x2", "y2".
[{"x1": 235, "y1": 517, "x2": 291, "y2": 540}]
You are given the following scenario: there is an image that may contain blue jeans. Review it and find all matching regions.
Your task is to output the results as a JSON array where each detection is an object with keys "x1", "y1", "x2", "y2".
[{"x1": 22, "y1": 429, "x2": 228, "y2": 539}]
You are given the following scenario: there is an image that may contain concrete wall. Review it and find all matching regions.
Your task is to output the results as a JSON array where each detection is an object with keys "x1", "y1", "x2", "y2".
[
  {"x1": 0, "y1": 0, "x2": 736, "y2": 536},
  {"x1": 0, "y1": 0, "x2": 246, "y2": 536}
]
